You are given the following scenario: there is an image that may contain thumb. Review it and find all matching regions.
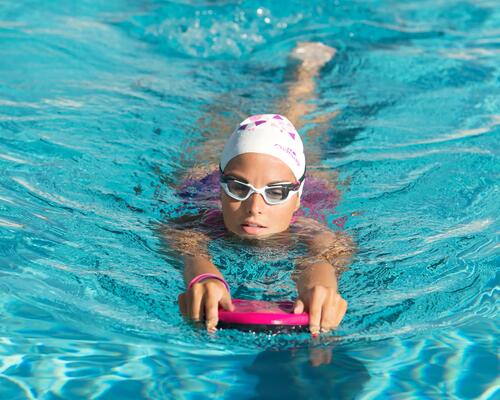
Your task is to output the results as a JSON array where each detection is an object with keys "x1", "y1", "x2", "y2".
[
  {"x1": 219, "y1": 293, "x2": 234, "y2": 312},
  {"x1": 293, "y1": 298, "x2": 305, "y2": 314}
]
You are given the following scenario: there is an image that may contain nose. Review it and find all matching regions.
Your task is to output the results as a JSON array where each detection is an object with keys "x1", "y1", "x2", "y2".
[{"x1": 245, "y1": 192, "x2": 266, "y2": 214}]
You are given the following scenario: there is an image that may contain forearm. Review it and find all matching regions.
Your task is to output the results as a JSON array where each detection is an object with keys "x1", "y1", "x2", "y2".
[
  {"x1": 295, "y1": 261, "x2": 338, "y2": 291},
  {"x1": 295, "y1": 217, "x2": 355, "y2": 276},
  {"x1": 183, "y1": 255, "x2": 224, "y2": 285},
  {"x1": 292, "y1": 219, "x2": 351, "y2": 333}
]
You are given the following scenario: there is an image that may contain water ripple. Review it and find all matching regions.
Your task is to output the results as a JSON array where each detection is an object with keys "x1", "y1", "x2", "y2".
[
  {"x1": 0, "y1": 153, "x2": 29, "y2": 164},
  {"x1": 0, "y1": 0, "x2": 498, "y2": 397},
  {"x1": 403, "y1": 115, "x2": 500, "y2": 147},
  {"x1": 424, "y1": 219, "x2": 493, "y2": 243},
  {"x1": 11, "y1": 177, "x2": 84, "y2": 214},
  {"x1": 0, "y1": 218, "x2": 23, "y2": 229}
]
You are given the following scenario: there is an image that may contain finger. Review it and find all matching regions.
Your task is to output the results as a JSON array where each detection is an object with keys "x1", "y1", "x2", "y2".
[
  {"x1": 219, "y1": 292, "x2": 234, "y2": 312},
  {"x1": 332, "y1": 296, "x2": 348, "y2": 328},
  {"x1": 178, "y1": 292, "x2": 187, "y2": 317},
  {"x1": 320, "y1": 291, "x2": 336, "y2": 333},
  {"x1": 186, "y1": 290, "x2": 192, "y2": 317},
  {"x1": 205, "y1": 291, "x2": 219, "y2": 332},
  {"x1": 293, "y1": 298, "x2": 305, "y2": 314},
  {"x1": 189, "y1": 284, "x2": 203, "y2": 321},
  {"x1": 308, "y1": 287, "x2": 327, "y2": 336}
]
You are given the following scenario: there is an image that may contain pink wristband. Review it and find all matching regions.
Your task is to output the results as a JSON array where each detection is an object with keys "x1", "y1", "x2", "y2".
[{"x1": 187, "y1": 273, "x2": 230, "y2": 293}]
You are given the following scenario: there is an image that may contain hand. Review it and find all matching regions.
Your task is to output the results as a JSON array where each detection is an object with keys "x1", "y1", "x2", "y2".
[
  {"x1": 293, "y1": 285, "x2": 347, "y2": 336},
  {"x1": 178, "y1": 278, "x2": 234, "y2": 333}
]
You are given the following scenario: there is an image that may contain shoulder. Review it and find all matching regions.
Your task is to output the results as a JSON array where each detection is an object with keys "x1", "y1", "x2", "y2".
[
  {"x1": 296, "y1": 170, "x2": 343, "y2": 221},
  {"x1": 293, "y1": 216, "x2": 354, "y2": 255},
  {"x1": 159, "y1": 208, "x2": 226, "y2": 243},
  {"x1": 157, "y1": 209, "x2": 221, "y2": 258},
  {"x1": 180, "y1": 163, "x2": 219, "y2": 182},
  {"x1": 176, "y1": 166, "x2": 220, "y2": 206},
  {"x1": 292, "y1": 216, "x2": 331, "y2": 233}
]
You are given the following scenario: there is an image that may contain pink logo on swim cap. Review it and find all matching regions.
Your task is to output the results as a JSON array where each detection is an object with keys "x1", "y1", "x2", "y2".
[{"x1": 249, "y1": 115, "x2": 264, "y2": 122}]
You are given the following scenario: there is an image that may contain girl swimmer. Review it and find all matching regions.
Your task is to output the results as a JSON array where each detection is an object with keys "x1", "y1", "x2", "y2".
[{"x1": 162, "y1": 43, "x2": 354, "y2": 336}]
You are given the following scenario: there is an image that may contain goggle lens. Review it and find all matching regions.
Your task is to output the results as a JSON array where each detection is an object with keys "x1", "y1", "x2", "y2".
[
  {"x1": 221, "y1": 178, "x2": 300, "y2": 205},
  {"x1": 226, "y1": 180, "x2": 251, "y2": 199},
  {"x1": 264, "y1": 186, "x2": 289, "y2": 201}
]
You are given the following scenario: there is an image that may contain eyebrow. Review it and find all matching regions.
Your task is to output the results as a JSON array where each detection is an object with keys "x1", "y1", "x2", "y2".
[{"x1": 223, "y1": 174, "x2": 294, "y2": 186}]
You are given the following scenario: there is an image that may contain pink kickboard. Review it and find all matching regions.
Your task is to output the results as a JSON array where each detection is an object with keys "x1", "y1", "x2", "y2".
[{"x1": 218, "y1": 299, "x2": 309, "y2": 326}]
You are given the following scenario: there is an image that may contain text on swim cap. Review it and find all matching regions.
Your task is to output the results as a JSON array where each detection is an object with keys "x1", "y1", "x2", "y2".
[{"x1": 273, "y1": 143, "x2": 300, "y2": 166}]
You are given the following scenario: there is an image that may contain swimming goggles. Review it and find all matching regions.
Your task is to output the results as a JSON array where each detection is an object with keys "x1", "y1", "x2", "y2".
[{"x1": 220, "y1": 175, "x2": 303, "y2": 205}]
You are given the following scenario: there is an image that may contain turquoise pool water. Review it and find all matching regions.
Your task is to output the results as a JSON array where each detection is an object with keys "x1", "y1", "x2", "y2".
[{"x1": 0, "y1": 0, "x2": 498, "y2": 398}]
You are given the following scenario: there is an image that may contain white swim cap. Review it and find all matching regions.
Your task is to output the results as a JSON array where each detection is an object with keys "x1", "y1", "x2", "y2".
[{"x1": 220, "y1": 114, "x2": 306, "y2": 181}]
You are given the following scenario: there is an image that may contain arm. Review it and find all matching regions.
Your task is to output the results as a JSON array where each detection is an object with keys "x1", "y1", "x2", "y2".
[
  {"x1": 292, "y1": 217, "x2": 354, "y2": 335},
  {"x1": 159, "y1": 223, "x2": 233, "y2": 332}
]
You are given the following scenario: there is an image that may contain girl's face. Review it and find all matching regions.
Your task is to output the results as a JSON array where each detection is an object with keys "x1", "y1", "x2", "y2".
[{"x1": 220, "y1": 153, "x2": 300, "y2": 238}]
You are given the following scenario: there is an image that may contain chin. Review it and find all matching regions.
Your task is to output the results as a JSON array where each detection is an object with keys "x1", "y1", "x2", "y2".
[
  {"x1": 230, "y1": 227, "x2": 274, "y2": 240},
  {"x1": 240, "y1": 232, "x2": 274, "y2": 240},
  {"x1": 236, "y1": 231, "x2": 270, "y2": 240}
]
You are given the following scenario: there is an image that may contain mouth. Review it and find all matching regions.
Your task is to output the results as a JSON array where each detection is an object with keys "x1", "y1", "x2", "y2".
[{"x1": 240, "y1": 222, "x2": 267, "y2": 235}]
